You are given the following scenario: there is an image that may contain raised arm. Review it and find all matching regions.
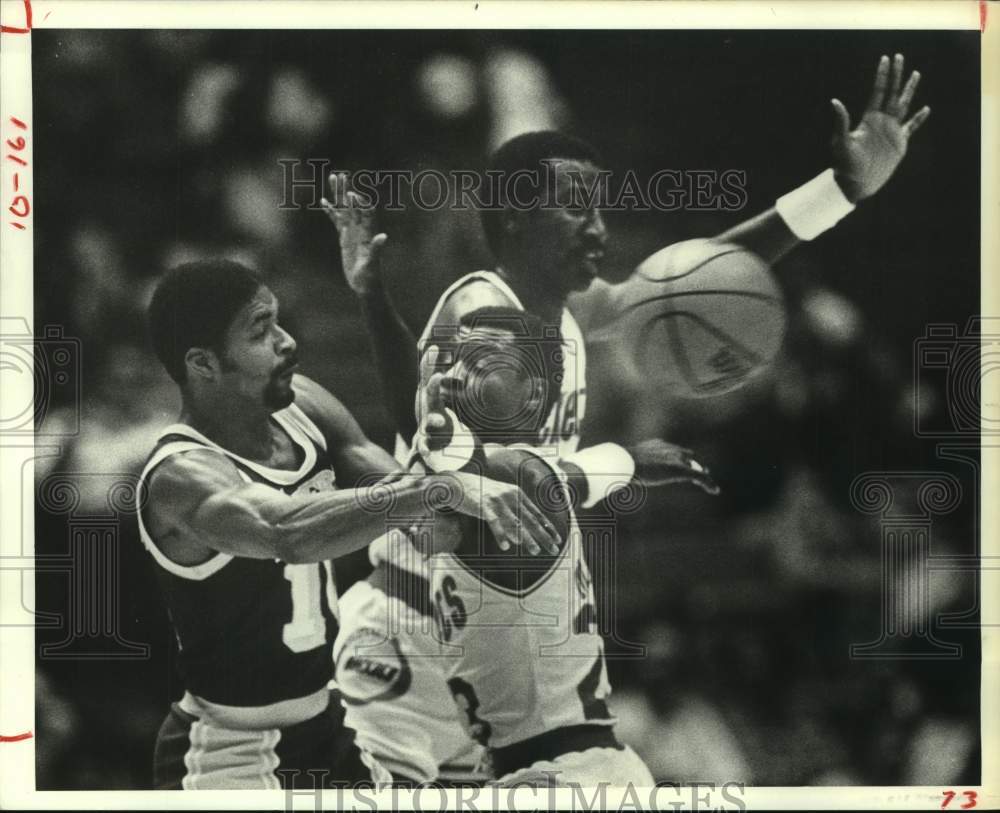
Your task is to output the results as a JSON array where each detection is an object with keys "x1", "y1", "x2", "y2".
[
  {"x1": 716, "y1": 53, "x2": 930, "y2": 264},
  {"x1": 322, "y1": 173, "x2": 420, "y2": 443}
]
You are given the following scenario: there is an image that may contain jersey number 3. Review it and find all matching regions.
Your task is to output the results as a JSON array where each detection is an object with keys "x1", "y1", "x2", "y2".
[{"x1": 282, "y1": 562, "x2": 337, "y2": 653}]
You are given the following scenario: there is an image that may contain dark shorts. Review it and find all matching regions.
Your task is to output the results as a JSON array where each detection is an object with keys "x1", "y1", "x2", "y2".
[{"x1": 153, "y1": 693, "x2": 380, "y2": 789}]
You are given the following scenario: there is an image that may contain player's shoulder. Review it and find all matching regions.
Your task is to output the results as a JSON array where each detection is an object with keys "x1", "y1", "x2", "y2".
[
  {"x1": 147, "y1": 445, "x2": 240, "y2": 493},
  {"x1": 144, "y1": 445, "x2": 243, "y2": 532},
  {"x1": 436, "y1": 275, "x2": 519, "y2": 325}
]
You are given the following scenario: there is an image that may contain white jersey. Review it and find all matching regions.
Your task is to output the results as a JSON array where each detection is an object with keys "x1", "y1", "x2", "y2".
[
  {"x1": 417, "y1": 270, "x2": 586, "y2": 458},
  {"x1": 334, "y1": 532, "x2": 486, "y2": 784},
  {"x1": 427, "y1": 453, "x2": 614, "y2": 754}
]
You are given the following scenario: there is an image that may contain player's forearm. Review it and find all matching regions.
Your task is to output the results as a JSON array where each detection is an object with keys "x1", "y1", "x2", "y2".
[
  {"x1": 714, "y1": 208, "x2": 801, "y2": 265},
  {"x1": 358, "y1": 277, "x2": 420, "y2": 442},
  {"x1": 717, "y1": 168, "x2": 859, "y2": 264},
  {"x1": 201, "y1": 478, "x2": 442, "y2": 564},
  {"x1": 268, "y1": 478, "x2": 446, "y2": 563}
]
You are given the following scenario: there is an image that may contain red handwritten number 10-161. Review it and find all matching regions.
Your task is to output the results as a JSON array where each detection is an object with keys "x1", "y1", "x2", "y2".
[
  {"x1": 942, "y1": 790, "x2": 978, "y2": 809},
  {"x1": 6, "y1": 116, "x2": 30, "y2": 230}
]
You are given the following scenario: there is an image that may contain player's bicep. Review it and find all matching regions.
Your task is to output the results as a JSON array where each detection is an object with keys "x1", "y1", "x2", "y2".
[{"x1": 148, "y1": 451, "x2": 283, "y2": 559}]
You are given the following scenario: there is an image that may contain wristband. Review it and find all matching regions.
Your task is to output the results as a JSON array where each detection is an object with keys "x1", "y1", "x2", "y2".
[
  {"x1": 561, "y1": 442, "x2": 636, "y2": 509},
  {"x1": 775, "y1": 168, "x2": 856, "y2": 241},
  {"x1": 420, "y1": 408, "x2": 479, "y2": 473},
  {"x1": 368, "y1": 527, "x2": 426, "y2": 573}
]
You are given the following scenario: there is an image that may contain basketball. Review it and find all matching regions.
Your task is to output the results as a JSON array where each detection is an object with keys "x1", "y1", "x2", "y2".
[{"x1": 604, "y1": 239, "x2": 787, "y2": 398}]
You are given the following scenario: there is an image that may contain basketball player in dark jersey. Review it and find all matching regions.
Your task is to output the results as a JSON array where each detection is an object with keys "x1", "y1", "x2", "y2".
[{"x1": 138, "y1": 259, "x2": 561, "y2": 790}]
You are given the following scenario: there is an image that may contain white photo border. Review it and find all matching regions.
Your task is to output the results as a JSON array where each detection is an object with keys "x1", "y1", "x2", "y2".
[{"x1": 1, "y1": 0, "x2": 995, "y2": 809}]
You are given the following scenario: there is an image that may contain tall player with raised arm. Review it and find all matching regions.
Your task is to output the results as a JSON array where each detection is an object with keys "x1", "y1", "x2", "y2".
[
  {"x1": 138, "y1": 260, "x2": 559, "y2": 789},
  {"x1": 323, "y1": 53, "x2": 929, "y2": 785},
  {"x1": 324, "y1": 53, "x2": 929, "y2": 452}
]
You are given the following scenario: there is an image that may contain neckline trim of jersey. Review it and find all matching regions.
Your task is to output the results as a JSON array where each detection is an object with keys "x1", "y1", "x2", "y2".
[{"x1": 157, "y1": 406, "x2": 317, "y2": 485}]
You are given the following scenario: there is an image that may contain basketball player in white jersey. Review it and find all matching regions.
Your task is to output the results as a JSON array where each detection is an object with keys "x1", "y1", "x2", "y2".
[
  {"x1": 137, "y1": 259, "x2": 560, "y2": 789},
  {"x1": 333, "y1": 306, "x2": 711, "y2": 787},
  {"x1": 409, "y1": 309, "x2": 659, "y2": 785}
]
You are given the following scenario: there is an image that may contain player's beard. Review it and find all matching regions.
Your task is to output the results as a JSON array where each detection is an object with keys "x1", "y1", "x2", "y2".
[
  {"x1": 263, "y1": 371, "x2": 296, "y2": 410},
  {"x1": 263, "y1": 355, "x2": 299, "y2": 410}
]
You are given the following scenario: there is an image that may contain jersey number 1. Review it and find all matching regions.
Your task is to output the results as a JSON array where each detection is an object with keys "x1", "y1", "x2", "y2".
[{"x1": 282, "y1": 562, "x2": 337, "y2": 653}]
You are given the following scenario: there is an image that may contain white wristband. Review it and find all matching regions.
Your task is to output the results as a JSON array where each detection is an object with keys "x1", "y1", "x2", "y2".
[
  {"x1": 561, "y1": 442, "x2": 636, "y2": 509},
  {"x1": 368, "y1": 527, "x2": 426, "y2": 572},
  {"x1": 420, "y1": 408, "x2": 478, "y2": 473},
  {"x1": 775, "y1": 168, "x2": 856, "y2": 241}
]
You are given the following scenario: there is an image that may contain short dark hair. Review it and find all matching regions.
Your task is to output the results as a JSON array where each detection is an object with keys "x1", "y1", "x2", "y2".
[
  {"x1": 147, "y1": 259, "x2": 264, "y2": 383},
  {"x1": 451, "y1": 306, "x2": 564, "y2": 429},
  {"x1": 480, "y1": 130, "x2": 602, "y2": 257}
]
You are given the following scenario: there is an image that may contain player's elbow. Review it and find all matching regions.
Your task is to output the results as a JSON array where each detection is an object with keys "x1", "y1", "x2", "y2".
[
  {"x1": 255, "y1": 512, "x2": 303, "y2": 562},
  {"x1": 226, "y1": 493, "x2": 300, "y2": 561}
]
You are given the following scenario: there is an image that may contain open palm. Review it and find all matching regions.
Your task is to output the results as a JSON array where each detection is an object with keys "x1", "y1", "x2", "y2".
[
  {"x1": 321, "y1": 172, "x2": 387, "y2": 295},
  {"x1": 831, "y1": 54, "x2": 930, "y2": 202}
]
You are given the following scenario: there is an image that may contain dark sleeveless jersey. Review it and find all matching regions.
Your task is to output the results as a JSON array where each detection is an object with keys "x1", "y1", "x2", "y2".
[{"x1": 136, "y1": 403, "x2": 341, "y2": 709}]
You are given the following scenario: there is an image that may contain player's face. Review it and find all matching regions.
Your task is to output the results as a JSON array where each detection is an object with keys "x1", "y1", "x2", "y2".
[
  {"x1": 443, "y1": 326, "x2": 549, "y2": 437},
  {"x1": 520, "y1": 158, "x2": 608, "y2": 295},
  {"x1": 218, "y1": 287, "x2": 299, "y2": 411}
]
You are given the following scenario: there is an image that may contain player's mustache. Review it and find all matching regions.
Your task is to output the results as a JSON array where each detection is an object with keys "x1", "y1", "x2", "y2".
[
  {"x1": 574, "y1": 237, "x2": 606, "y2": 257},
  {"x1": 273, "y1": 355, "x2": 300, "y2": 377}
]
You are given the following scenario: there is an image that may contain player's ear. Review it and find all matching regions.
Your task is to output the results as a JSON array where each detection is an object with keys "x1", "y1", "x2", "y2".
[{"x1": 184, "y1": 346, "x2": 219, "y2": 381}]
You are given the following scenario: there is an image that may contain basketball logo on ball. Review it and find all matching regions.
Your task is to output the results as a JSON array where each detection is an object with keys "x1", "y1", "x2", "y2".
[{"x1": 603, "y1": 239, "x2": 787, "y2": 398}]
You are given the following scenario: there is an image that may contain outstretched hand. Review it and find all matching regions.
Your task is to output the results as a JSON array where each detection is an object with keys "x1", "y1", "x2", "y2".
[
  {"x1": 628, "y1": 439, "x2": 720, "y2": 495},
  {"x1": 321, "y1": 172, "x2": 387, "y2": 295},
  {"x1": 830, "y1": 53, "x2": 931, "y2": 202}
]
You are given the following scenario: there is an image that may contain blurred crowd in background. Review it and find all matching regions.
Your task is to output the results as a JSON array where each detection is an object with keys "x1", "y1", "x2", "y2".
[{"x1": 29, "y1": 29, "x2": 980, "y2": 788}]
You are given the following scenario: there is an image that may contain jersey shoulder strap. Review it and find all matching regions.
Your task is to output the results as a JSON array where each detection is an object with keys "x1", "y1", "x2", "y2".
[
  {"x1": 136, "y1": 432, "x2": 237, "y2": 581},
  {"x1": 281, "y1": 401, "x2": 328, "y2": 452}
]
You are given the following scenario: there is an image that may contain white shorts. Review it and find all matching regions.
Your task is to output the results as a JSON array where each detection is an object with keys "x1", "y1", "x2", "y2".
[
  {"x1": 334, "y1": 579, "x2": 485, "y2": 784},
  {"x1": 493, "y1": 744, "x2": 654, "y2": 788}
]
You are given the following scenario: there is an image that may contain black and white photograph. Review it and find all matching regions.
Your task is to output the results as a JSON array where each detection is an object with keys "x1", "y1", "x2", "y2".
[{"x1": 0, "y1": 1, "x2": 994, "y2": 809}]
